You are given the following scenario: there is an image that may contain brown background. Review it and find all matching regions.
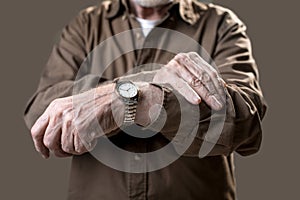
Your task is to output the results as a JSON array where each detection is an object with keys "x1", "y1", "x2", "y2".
[{"x1": 1, "y1": 0, "x2": 299, "y2": 199}]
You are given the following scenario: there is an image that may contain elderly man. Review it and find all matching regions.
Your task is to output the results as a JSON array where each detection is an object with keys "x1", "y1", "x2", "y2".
[{"x1": 24, "y1": 0, "x2": 267, "y2": 199}]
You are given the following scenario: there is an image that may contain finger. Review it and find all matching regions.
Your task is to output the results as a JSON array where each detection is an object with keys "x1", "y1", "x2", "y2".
[
  {"x1": 175, "y1": 53, "x2": 218, "y2": 95},
  {"x1": 74, "y1": 133, "x2": 89, "y2": 155},
  {"x1": 162, "y1": 63, "x2": 201, "y2": 104},
  {"x1": 154, "y1": 64, "x2": 201, "y2": 104},
  {"x1": 169, "y1": 73, "x2": 202, "y2": 104},
  {"x1": 61, "y1": 117, "x2": 76, "y2": 154},
  {"x1": 188, "y1": 52, "x2": 226, "y2": 103},
  {"x1": 43, "y1": 118, "x2": 71, "y2": 158},
  {"x1": 175, "y1": 53, "x2": 224, "y2": 109},
  {"x1": 173, "y1": 54, "x2": 223, "y2": 110},
  {"x1": 174, "y1": 63, "x2": 222, "y2": 110},
  {"x1": 31, "y1": 114, "x2": 50, "y2": 159},
  {"x1": 192, "y1": 81, "x2": 223, "y2": 110}
]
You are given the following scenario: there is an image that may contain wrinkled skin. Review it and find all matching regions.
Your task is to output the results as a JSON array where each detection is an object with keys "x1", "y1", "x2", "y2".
[
  {"x1": 153, "y1": 52, "x2": 226, "y2": 110},
  {"x1": 31, "y1": 52, "x2": 226, "y2": 158},
  {"x1": 31, "y1": 84, "x2": 124, "y2": 158}
]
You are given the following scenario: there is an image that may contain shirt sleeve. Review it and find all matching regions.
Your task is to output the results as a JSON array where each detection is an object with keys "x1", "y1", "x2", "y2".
[
  {"x1": 23, "y1": 11, "x2": 101, "y2": 129},
  {"x1": 152, "y1": 10, "x2": 267, "y2": 157},
  {"x1": 213, "y1": 11, "x2": 268, "y2": 156}
]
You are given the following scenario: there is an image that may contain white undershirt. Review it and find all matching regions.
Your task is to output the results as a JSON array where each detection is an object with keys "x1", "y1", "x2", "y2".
[{"x1": 135, "y1": 17, "x2": 164, "y2": 37}]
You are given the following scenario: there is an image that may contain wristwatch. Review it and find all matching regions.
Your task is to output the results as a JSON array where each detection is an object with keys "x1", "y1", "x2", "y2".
[{"x1": 115, "y1": 81, "x2": 139, "y2": 126}]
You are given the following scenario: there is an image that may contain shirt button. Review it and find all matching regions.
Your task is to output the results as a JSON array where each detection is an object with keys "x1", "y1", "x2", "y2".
[
  {"x1": 136, "y1": 32, "x2": 142, "y2": 40},
  {"x1": 134, "y1": 154, "x2": 141, "y2": 161}
]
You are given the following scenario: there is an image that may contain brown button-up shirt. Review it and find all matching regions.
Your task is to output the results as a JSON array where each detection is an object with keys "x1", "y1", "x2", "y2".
[{"x1": 24, "y1": 0, "x2": 267, "y2": 199}]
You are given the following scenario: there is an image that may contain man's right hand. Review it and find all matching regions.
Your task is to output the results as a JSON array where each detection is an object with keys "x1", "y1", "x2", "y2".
[{"x1": 30, "y1": 83, "x2": 124, "y2": 158}]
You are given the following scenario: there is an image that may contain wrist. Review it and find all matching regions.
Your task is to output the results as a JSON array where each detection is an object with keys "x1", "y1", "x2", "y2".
[
  {"x1": 134, "y1": 82, "x2": 163, "y2": 127},
  {"x1": 103, "y1": 81, "x2": 164, "y2": 128},
  {"x1": 95, "y1": 83, "x2": 125, "y2": 130}
]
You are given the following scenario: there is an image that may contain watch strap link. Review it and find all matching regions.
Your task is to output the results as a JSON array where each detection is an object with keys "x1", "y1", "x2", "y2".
[{"x1": 123, "y1": 99, "x2": 138, "y2": 125}]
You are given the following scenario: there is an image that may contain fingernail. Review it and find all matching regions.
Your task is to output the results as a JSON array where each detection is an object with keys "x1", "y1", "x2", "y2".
[
  {"x1": 194, "y1": 97, "x2": 201, "y2": 104},
  {"x1": 210, "y1": 96, "x2": 222, "y2": 110},
  {"x1": 213, "y1": 100, "x2": 223, "y2": 110}
]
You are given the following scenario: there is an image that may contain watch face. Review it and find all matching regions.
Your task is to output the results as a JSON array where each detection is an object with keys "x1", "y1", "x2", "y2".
[{"x1": 117, "y1": 82, "x2": 138, "y2": 98}]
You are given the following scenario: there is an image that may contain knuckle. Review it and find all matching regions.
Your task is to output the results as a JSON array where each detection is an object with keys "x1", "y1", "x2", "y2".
[
  {"x1": 165, "y1": 60, "x2": 172, "y2": 67},
  {"x1": 50, "y1": 99, "x2": 64, "y2": 113},
  {"x1": 62, "y1": 107, "x2": 73, "y2": 116},
  {"x1": 167, "y1": 59, "x2": 177, "y2": 67},
  {"x1": 61, "y1": 145, "x2": 73, "y2": 153},
  {"x1": 187, "y1": 76, "x2": 195, "y2": 85},
  {"x1": 191, "y1": 78, "x2": 202, "y2": 87},
  {"x1": 175, "y1": 52, "x2": 185, "y2": 59},
  {"x1": 188, "y1": 52, "x2": 198, "y2": 57},
  {"x1": 31, "y1": 133, "x2": 39, "y2": 141},
  {"x1": 30, "y1": 127, "x2": 37, "y2": 137},
  {"x1": 209, "y1": 70, "x2": 218, "y2": 79},
  {"x1": 75, "y1": 145, "x2": 86, "y2": 154},
  {"x1": 202, "y1": 73, "x2": 210, "y2": 82},
  {"x1": 63, "y1": 113, "x2": 73, "y2": 124},
  {"x1": 50, "y1": 99, "x2": 59, "y2": 108},
  {"x1": 174, "y1": 53, "x2": 187, "y2": 63},
  {"x1": 43, "y1": 137, "x2": 53, "y2": 149},
  {"x1": 43, "y1": 140, "x2": 51, "y2": 149},
  {"x1": 181, "y1": 54, "x2": 189, "y2": 62}
]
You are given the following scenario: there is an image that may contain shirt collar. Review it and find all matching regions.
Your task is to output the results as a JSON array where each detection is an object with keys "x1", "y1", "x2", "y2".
[{"x1": 105, "y1": 0, "x2": 207, "y2": 25}]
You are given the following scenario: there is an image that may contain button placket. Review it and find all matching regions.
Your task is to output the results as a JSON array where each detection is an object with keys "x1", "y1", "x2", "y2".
[{"x1": 128, "y1": 153, "x2": 147, "y2": 200}]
